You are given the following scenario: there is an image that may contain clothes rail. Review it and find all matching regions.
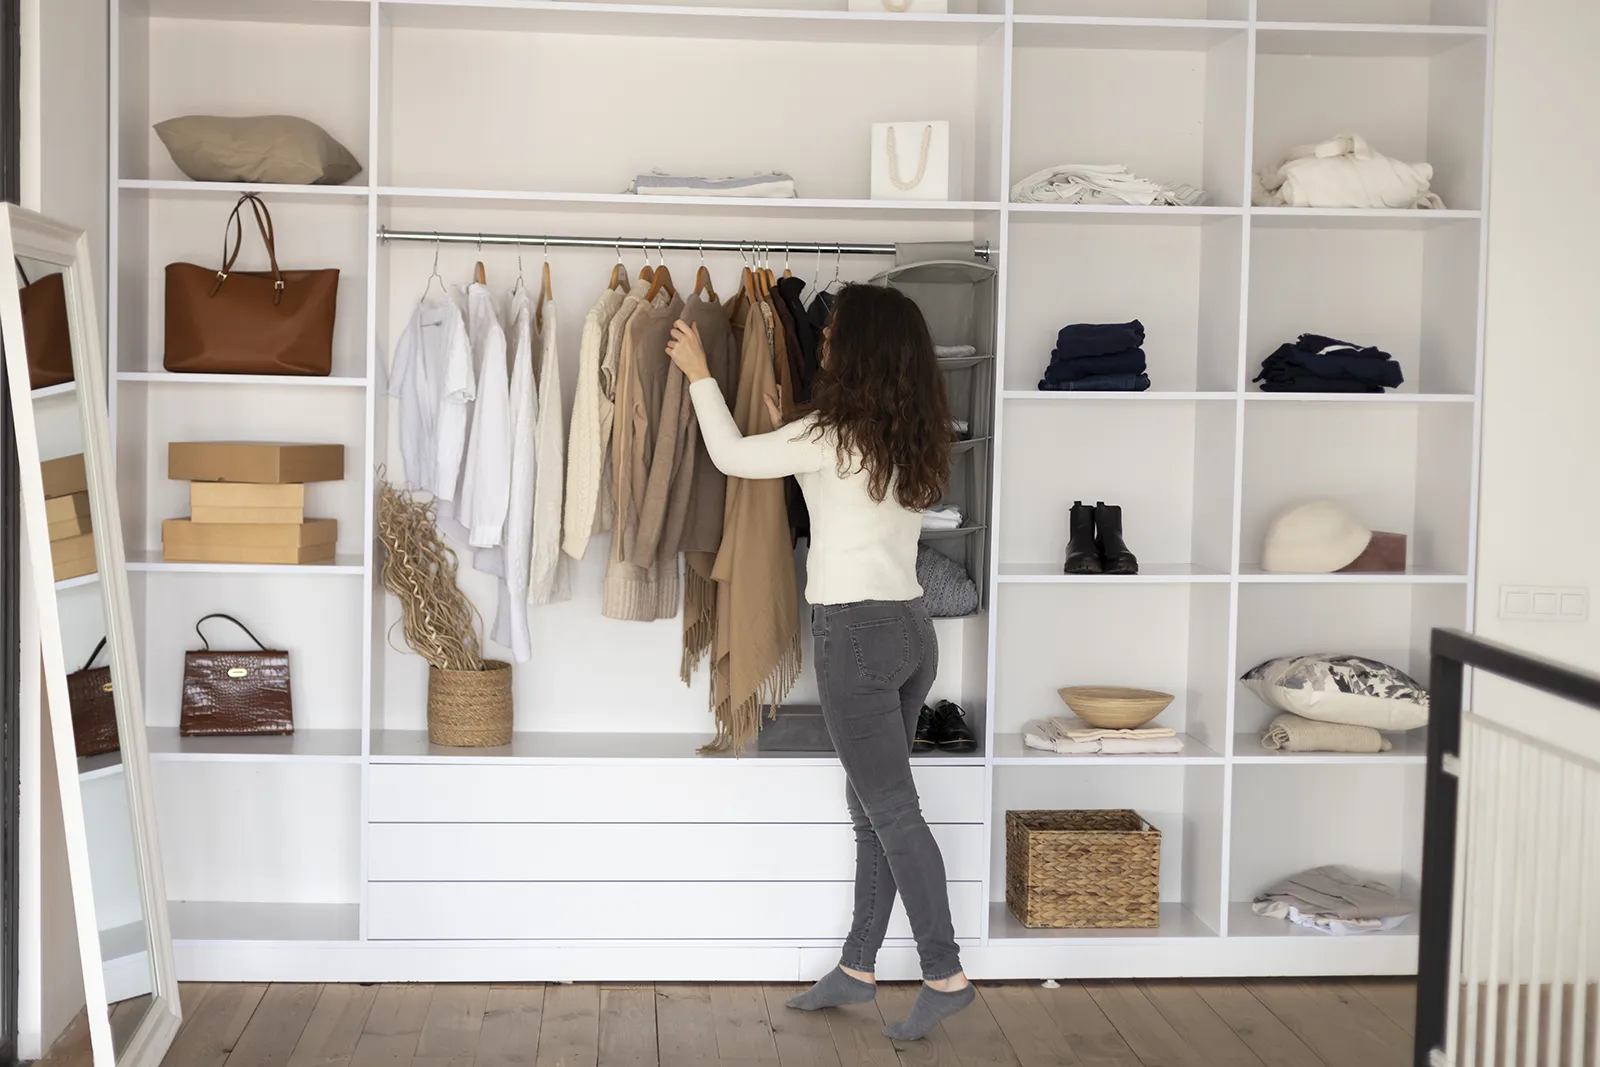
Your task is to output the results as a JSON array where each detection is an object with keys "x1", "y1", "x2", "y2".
[{"x1": 377, "y1": 227, "x2": 993, "y2": 261}]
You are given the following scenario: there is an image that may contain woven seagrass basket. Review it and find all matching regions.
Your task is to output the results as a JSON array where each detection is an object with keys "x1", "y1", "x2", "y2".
[
  {"x1": 1005, "y1": 809, "x2": 1161, "y2": 928},
  {"x1": 427, "y1": 660, "x2": 512, "y2": 747}
]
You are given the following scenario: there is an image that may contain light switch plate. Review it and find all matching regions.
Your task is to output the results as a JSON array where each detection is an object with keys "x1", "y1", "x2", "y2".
[{"x1": 1499, "y1": 585, "x2": 1589, "y2": 622}]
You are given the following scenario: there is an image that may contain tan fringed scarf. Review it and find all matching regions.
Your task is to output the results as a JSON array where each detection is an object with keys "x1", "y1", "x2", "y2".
[
  {"x1": 677, "y1": 294, "x2": 740, "y2": 682},
  {"x1": 700, "y1": 298, "x2": 801, "y2": 754}
]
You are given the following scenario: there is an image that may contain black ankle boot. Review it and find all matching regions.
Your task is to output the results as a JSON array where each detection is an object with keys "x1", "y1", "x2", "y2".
[
  {"x1": 1063, "y1": 501, "x2": 1101, "y2": 574},
  {"x1": 1094, "y1": 502, "x2": 1138, "y2": 575}
]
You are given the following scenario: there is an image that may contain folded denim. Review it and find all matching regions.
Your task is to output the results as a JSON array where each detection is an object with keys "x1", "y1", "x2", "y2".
[
  {"x1": 1054, "y1": 320, "x2": 1145, "y2": 357},
  {"x1": 1043, "y1": 347, "x2": 1147, "y2": 382},
  {"x1": 1038, "y1": 372, "x2": 1151, "y2": 392},
  {"x1": 1295, "y1": 333, "x2": 1389, "y2": 357},
  {"x1": 1255, "y1": 344, "x2": 1403, "y2": 388}
]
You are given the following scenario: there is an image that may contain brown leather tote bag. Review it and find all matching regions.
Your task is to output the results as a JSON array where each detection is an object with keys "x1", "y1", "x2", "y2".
[
  {"x1": 16, "y1": 258, "x2": 74, "y2": 390},
  {"x1": 67, "y1": 638, "x2": 119, "y2": 758},
  {"x1": 180, "y1": 613, "x2": 294, "y2": 736},
  {"x1": 164, "y1": 194, "x2": 337, "y2": 376}
]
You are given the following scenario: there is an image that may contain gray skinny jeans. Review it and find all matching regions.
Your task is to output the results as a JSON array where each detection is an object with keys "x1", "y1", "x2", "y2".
[{"x1": 811, "y1": 598, "x2": 961, "y2": 981}]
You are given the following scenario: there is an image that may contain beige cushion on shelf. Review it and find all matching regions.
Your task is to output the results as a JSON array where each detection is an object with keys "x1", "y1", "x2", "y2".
[
  {"x1": 155, "y1": 115, "x2": 363, "y2": 186},
  {"x1": 1261, "y1": 498, "x2": 1372, "y2": 573}
]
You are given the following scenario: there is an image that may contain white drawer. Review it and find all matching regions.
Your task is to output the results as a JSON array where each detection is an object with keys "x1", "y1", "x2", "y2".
[
  {"x1": 368, "y1": 822, "x2": 987, "y2": 882},
  {"x1": 366, "y1": 880, "x2": 985, "y2": 941},
  {"x1": 368, "y1": 763, "x2": 985, "y2": 824}
]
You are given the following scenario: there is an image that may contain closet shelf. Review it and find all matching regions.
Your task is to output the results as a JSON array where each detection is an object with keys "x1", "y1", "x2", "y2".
[
  {"x1": 1003, "y1": 390, "x2": 1237, "y2": 402},
  {"x1": 1011, "y1": 17, "x2": 1246, "y2": 52},
  {"x1": 140, "y1": 0, "x2": 369, "y2": 26},
  {"x1": 1250, "y1": 207, "x2": 1482, "y2": 230},
  {"x1": 55, "y1": 572, "x2": 101, "y2": 592},
  {"x1": 31, "y1": 380, "x2": 77, "y2": 400},
  {"x1": 118, "y1": 178, "x2": 369, "y2": 199},
  {"x1": 369, "y1": 729, "x2": 984, "y2": 765},
  {"x1": 997, "y1": 563, "x2": 1230, "y2": 584},
  {"x1": 991, "y1": 734, "x2": 1223, "y2": 765},
  {"x1": 146, "y1": 728, "x2": 363, "y2": 763},
  {"x1": 1243, "y1": 391, "x2": 1474, "y2": 404},
  {"x1": 1232, "y1": 730, "x2": 1428, "y2": 765},
  {"x1": 127, "y1": 551, "x2": 367, "y2": 576},
  {"x1": 938, "y1": 354, "x2": 995, "y2": 370},
  {"x1": 382, "y1": 0, "x2": 1006, "y2": 45},
  {"x1": 988, "y1": 902, "x2": 1217, "y2": 943},
  {"x1": 377, "y1": 187, "x2": 1005, "y2": 220},
  {"x1": 1237, "y1": 566, "x2": 1469, "y2": 585},
  {"x1": 78, "y1": 752, "x2": 124, "y2": 782},
  {"x1": 1255, "y1": 23, "x2": 1487, "y2": 57},
  {"x1": 116, "y1": 372, "x2": 370, "y2": 389},
  {"x1": 950, "y1": 437, "x2": 991, "y2": 455},
  {"x1": 169, "y1": 901, "x2": 361, "y2": 944},
  {"x1": 919, "y1": 524, "x2": 986, "y2": 541}
]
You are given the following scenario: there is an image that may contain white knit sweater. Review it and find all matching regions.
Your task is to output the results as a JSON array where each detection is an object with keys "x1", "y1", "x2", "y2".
[{"x1": 562, "y1": 287, "x2": 625, "y2": 560}]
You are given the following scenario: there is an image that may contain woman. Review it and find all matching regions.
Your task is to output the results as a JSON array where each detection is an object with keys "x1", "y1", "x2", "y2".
[{"x1": 667, "y1": 284, "x2": 972, "y2": 1040}]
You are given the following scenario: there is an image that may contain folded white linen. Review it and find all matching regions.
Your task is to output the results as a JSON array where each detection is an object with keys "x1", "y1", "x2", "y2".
[
  {"x1": 1052, "y1": 717, "x2": 1176, "y2": 743},
  {"x1": 631, "y1": 171, "x2": 798, "y2": 199},
  {"x1": 922, "y1": 505, "x2": 964, "y2": 530},
  {"x1": 935, "y1": 344, "x2": 977, "y2": 358},
  {"x1": 1022, "y1": 720, "x2": 1184, "y2": 755},
  {"x1": 1253, "y1": 134, "x2": 1443, "y2": 210},
  {"x1": 1010, "y1": 163, "x2": 1205, "y2": 207}
]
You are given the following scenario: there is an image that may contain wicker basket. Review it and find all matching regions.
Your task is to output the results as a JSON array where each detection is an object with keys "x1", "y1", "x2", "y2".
[
  {"x1": 427, "y1": 661, "x2": 513, "y2": 747},
  {"x1": 1006, "y1": 809, "x2": 1161, "y2": 928}
]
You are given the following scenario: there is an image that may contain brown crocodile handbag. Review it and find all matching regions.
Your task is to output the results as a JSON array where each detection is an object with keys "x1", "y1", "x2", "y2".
[
  {"x1": 164, "y1": 193, "x2": 337, "y2": 376},
  {"x1": 180, "y1": 614, "x2": 294, "y2": 736},
  {"x1": 67, "y1": 638, "x2": 119, "y2": 758},
  {"x1": 17, "y1": 258, "x2": 73, "y2": 390}
]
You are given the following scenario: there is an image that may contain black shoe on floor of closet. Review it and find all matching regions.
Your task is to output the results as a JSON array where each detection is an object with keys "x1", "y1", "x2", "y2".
[
  {"x1": 1063, "y1": 501, "x2": 1101, "y2": 574},
  {"x1": 1094, "y1": 501, "x2": 1139, "y2": 575},
  {"x1": 928, "y1": 701, "x2": 979, "y2": 753},
  {"x1": 912, "y1": 706, "x2": 937, "y2": 753}
]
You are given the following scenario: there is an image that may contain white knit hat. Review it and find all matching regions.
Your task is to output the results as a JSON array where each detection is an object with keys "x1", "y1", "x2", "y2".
[{"x1": 1261, "y1": 499, "x2": 1373, "y2": 573}]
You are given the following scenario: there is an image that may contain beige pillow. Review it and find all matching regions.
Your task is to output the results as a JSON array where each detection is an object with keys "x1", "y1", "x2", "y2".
[{"x1": 154, "y1": 115, "x2": 362, "y2": 186}]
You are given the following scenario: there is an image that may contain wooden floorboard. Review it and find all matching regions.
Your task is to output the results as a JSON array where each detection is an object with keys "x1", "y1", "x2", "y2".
[{"x1": 37, "y1": 980, "x2": 1418, "y2": 1067}]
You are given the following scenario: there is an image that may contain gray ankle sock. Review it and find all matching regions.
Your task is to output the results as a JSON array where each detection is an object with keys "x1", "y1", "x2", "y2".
[
  {"x1": 786, "y1": 967, "x2": 877, "y2": 1011},
  {"x1": 883, "y1": 983, "x2": 976, "y2": 1040}
]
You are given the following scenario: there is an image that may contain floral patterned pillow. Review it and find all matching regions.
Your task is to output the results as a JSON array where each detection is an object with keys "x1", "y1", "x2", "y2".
[{"x1": 1241, "y1": 654, "x2": 1429, "y2": 731}]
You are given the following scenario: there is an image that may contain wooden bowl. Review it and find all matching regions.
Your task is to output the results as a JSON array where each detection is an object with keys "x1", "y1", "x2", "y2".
[{"x1": 1056, "y1": 686, "x2": 1174, "y2": 730}]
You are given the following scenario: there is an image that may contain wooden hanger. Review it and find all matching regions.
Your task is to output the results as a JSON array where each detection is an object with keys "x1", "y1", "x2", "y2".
[
  {"x1": 638, "y1": 243, "x2": 655, "y2": 286},
  {"x1": 608, "y1": 241, "x2": 630, "y2": 291},
  {"x1": 536, "y1": 256, "x2": 553, "y2": 333},
  {"x1": 646, "y1": 262, "x2": 675, "y2": 302},
  {"x1": 693, "y1": 243, "x2": 717, "y2": 303},
  {"x1": 473, "y1": 234, "x2": 486, "y2": 285}
]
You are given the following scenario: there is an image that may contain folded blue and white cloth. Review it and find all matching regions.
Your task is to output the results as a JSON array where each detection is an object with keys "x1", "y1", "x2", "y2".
[{"x1": 630, "y1": 171, "x2": 798, "y2": 198}]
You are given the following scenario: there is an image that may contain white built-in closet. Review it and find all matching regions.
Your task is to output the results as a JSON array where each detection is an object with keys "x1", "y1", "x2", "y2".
[{"x1": 100, "y1": 0, "x2": 1489, "y2": 980}]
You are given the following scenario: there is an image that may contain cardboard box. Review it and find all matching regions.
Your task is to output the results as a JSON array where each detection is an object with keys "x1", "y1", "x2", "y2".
[
  {"x1": 45, "y1": 492, "x2": 92, "y2": 541},
  {"x1": 162, "y1": 518, "x2": 337, "y2": 565},
  {"x1": 40, "y1": 453, "x2": 87, "y2": 498},
  {"x1": 168, "y1": 442, "x2": 344, "y2": 485},
  {"x1": 50, "y1": 532, "x2": 96, "y2": 582},
  {"x1": 190, "y1": 482, "x2": 306, "y2": 525}
]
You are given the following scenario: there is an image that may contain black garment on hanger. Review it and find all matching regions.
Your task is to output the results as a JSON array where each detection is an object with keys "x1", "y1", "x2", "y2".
[{"x1": 776, "y1": 276, "x2": 819, "y2": 402}]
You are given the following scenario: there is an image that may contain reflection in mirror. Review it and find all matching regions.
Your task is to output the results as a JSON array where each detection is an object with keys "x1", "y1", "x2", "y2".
[{"x1": 15, "y1": 239, "x2": 165, "y2": 1062}]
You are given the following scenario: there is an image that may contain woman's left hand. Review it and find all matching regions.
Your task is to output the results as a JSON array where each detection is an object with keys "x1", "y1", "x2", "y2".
[{"x1": 667, "y1": 320, "x2": 711, "y2": 383}]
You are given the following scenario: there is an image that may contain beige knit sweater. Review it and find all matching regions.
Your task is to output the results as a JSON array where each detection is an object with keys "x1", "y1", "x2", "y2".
[{"x1": 562, "y1": 286, "x2": 626, "y2": 560}]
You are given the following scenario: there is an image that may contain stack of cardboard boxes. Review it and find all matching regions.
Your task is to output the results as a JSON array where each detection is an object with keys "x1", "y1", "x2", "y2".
[
  {"x1": 162, "y1": 442, "x2": 345, "y2": 565},
  {"x1": 41, "y1": 453, "x2": 95, "y2": 582}
]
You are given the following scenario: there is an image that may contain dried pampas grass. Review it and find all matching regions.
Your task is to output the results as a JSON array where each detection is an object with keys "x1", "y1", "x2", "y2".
[{"x1": 378, "y1": 477, "x2": 483, "y2": 671}]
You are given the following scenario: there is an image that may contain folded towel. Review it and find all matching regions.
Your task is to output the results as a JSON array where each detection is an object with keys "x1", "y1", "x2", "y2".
[
  {"x1": 1038, "y1": 373, "x2": 1152, "y2": 392},
  {"x1": 1253, "y1": 866, "x2": 1413, "y2": 935},
  {"x1": 935, "y1": 344, "x2": 977, "y2": 359},
  {"x1": 922, "y1": 505, "x2": 964, "y2": 530},
  {"x1": 631, "y1": 171, "x2": 798, "y2": 199},
  {"x1": 1262, "y1": 713, "x2": 1391, "y2": 753},
  {"x1": 1022, "y1": 720, "x2": 1184, "y2": 755},
  {"x1": 1012, "y1": 164, "x2": 1205, "y2": 208}
]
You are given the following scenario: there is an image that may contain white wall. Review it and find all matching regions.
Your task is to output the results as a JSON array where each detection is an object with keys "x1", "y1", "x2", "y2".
[{"x1": 17, "y1": 0, "x2": 108, "y2": 1056}]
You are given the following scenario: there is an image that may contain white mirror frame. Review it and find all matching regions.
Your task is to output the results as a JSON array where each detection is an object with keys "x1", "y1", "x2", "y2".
[{"x1": 0, "y1": 205, "x2": 180, "y2": 1067}]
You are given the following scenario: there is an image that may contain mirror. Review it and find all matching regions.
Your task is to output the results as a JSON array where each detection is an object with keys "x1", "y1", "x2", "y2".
[{"x1": 1, "y1": 206, "x2": 180, "y2": 1067}]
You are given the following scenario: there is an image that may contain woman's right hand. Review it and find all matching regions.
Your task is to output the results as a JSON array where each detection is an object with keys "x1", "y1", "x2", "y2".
[{"x1": 667, "y1": 320, "x2": 711, "y2": 383}]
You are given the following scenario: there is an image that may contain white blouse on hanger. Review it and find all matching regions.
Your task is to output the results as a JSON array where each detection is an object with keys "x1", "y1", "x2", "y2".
[
  {"x1": 387, "y1": 290, "x2": 473, "y2": 500},
  {"x1": 483, "y1": 284, "x2": 540, "y2": 662},
  {"x1": 453, "y1": 281, "x2": 513, "y2": 545},
  {"x1": 527, "y1": 298, "x2": 571, "y2": 605}
]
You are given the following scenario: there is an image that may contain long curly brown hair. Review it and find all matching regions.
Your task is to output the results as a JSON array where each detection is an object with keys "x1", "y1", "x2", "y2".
[{"x1": 804, "y1": 284, "x2": 952, "y2": 511}]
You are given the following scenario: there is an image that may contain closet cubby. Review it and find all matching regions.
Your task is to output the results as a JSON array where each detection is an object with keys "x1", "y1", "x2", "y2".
[
  {"x1": 989, "y1": 764, "x2": 1227, "y2": 939},
  {"x1": 119, "y1": 4, "x2": 371, "y2": 185},
  {"x1": 991, "y1": 583, "x2": 1230, "y2": 757},
  {"x1": 107, "y1": 0, "x2": 1487, "y2": 977},
  {"x1": 1228, "y1": 763, "x2": 1426, "y2": 936},
  {"x1": 1005, "y1": 216, "x2": 1243, "y2": 392},
  {"x1": 999, "y1": 400, "x2": 1237, "y2": 576},
  {"x1": 1240, "y1": 400, "x2": 1474, "y2": 577},
  {"x1": 1246, "y1": 217, "x2": 1481, "y2": 395},
  {"x1": 1009, "y1": 23, "x2": 1248, "y2": 208},
  {"x1": 1252, "y1": 32, "x2": 1487, "y2": 212}
]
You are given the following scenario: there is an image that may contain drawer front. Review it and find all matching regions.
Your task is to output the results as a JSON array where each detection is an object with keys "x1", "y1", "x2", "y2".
[
  {"x1": 368, "y1": 764, "x2": 985, "y2": 824},
  {"x1": 369, "y1": 822, "x2": 986, "y2": 882},
  {"x1": 366, "y1": 880, "x2": 985, "y2": 941}
]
